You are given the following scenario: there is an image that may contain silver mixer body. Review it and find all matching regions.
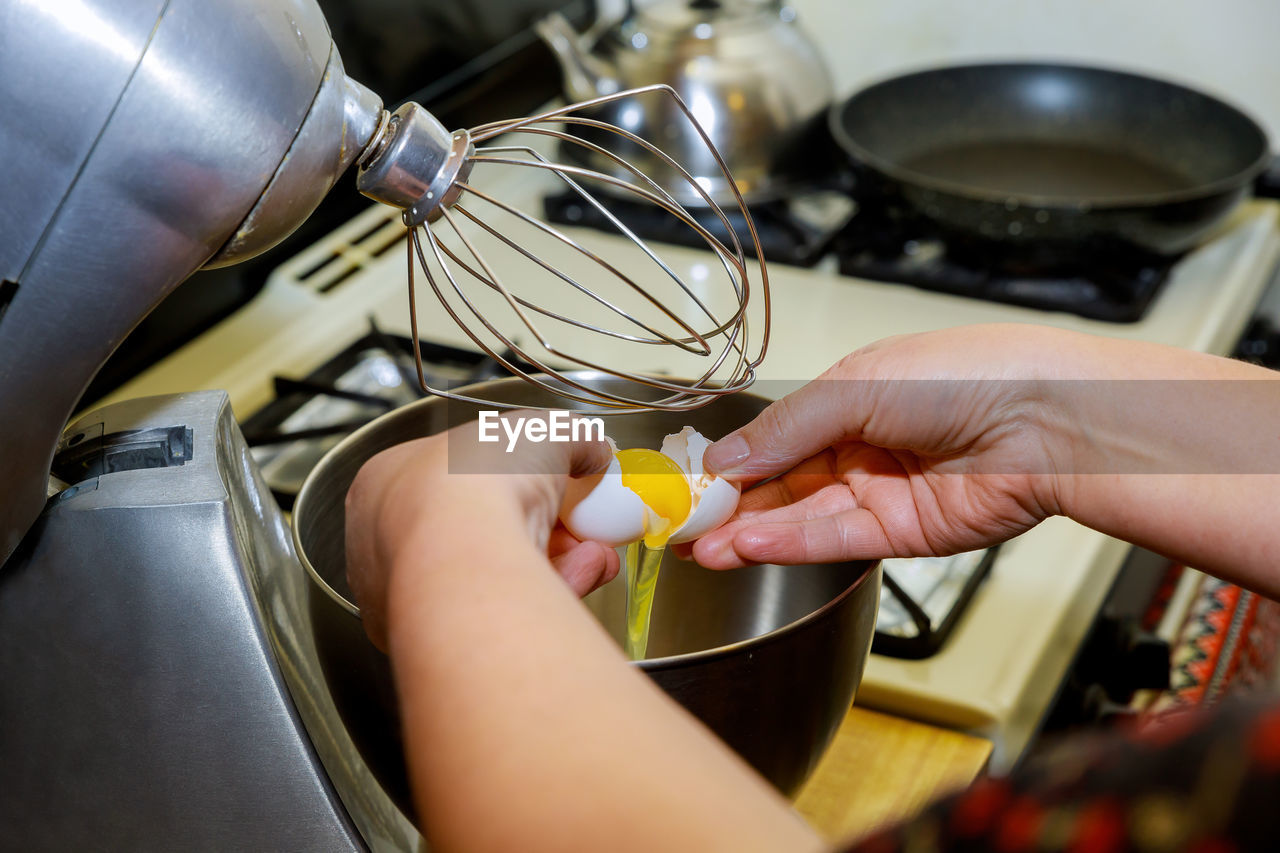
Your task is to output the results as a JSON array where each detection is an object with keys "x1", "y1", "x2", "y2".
[
  {"x1": 0, "y1": 0, "x2": 416, "y2": 847},
  {"x1": 1, "y1": 390, "x2": 417, "y2": 849},
  {"x1": 0, "y1": 0, "x2": 383, "y2": 565},
  {"x1": 0, "y1": 1, "x2": 769, "y2": 847},
  {"x1": 0, "y1": 0, "x2": 767, "y2": 567}
]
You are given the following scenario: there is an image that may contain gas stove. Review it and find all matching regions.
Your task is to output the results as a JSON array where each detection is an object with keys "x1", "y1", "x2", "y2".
[
  {"x1": 546, "y1": 183, "x2": 1176, "y2": 321},
  {"x1": 101, "y1": 144, "x2": 1280, "y2": 769},
  {"x1": 547, "y1": 187, "x2": 1181, "y2": 325},
  {"x1": 240, "y1": 325, "x2": 491, "y2": 511}
]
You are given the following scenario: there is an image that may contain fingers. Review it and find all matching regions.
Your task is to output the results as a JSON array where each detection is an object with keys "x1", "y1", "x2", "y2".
[
  {"x1": 549, "y1": 524, "x2": 620, "y2": 596},
  {"x1": 443, "y1": 412, "x2": 614, "y2": 546},
  {"x1": 733, "y1": 450, "x2": 843, "y2": 517},
  {"x1": 739, "y1": 511, "x2": 894, "y2": 564},
  {"x1": 568, "y1": 432, "x2": 613, "y2": 478},
  {"x1": 703, "y1": 370, "x2": 874, "y2": 483},
  {"x1": 701, "y1": 327, "x2": 1050, "y2": 483},
  {"x1": 550, "y1": 539, "x2": 620, "y2": 597},
  {"x1": 691, "y1": 484, "x2": 859, "y2": 569},
  {"x1": 680, "y1": 450, "x2": 846, "y2": 568},
  {"x1": 345, "y1": 416, "x2": 613, "y2": 646},
  {"x1": 695, "y1": 508, "x2": 896, "y2": 569}
]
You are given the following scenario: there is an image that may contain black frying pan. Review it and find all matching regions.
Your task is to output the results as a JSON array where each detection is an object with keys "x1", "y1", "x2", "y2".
[{"x1": 830, "y1": 63, "x2": 1279, "y2": 262}]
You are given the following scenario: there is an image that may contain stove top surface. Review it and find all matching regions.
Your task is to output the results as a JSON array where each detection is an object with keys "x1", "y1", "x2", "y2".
[
  {"x1": 101, "y1": 177, "x2": 1280, "y2": 771},
  {"x1": 542, "y1": 188, "x2": 855, "y2": 268}
]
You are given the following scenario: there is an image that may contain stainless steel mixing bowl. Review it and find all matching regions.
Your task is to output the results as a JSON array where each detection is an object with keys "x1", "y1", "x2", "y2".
[{"x1": 292, "y1": 373, "x2": 880, "y2": 820}]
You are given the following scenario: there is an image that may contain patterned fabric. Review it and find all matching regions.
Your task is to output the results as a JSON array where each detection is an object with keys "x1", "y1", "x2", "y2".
[
  {"x1": 841, "y1": 569, "x2": 1280, "y2": 852},
  {"x1": 843, "y1": 698, "x2": 1280, "y2": 852},
  {"x1": 1143, "y1": 575, "x2": 1280, "y2": 715}
]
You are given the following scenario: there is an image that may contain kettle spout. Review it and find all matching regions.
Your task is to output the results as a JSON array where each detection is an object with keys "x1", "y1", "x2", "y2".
[{"x1": 534, "y1": 11, "x2": 621, "y2": 102}]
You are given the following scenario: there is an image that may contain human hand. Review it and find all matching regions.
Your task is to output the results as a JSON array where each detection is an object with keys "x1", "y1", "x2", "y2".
[
  {"x1": 344, "y1": 415, "x2": 619, "y2": 649},
  {"x1": 346, "y1": 423, "x2": 823, "y2": 853},
  {"x1": 691, "y1": 325, "x2": 1082, "y2": 569}
]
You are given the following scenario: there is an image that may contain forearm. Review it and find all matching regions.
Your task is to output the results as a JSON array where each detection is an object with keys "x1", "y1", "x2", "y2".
[
  {"x1": 386, "y1": 480, "x2": 820, "y2": 853},
  {"x1": 1047, "y1": 333, "x2": 1280, "y2": 592}
]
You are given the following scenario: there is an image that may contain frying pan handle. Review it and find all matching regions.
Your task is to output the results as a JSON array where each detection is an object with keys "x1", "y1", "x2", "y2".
[{"x1": 1255, "y1": 154, "x2": 1280, "y2": 200}]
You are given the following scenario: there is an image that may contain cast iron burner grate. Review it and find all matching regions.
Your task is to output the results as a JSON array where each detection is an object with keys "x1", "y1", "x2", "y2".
[
  {"x1": 240, "y1": 321, "x2": 527, "y2": 511},
  {"x1": 832, "y1": 203, "x2": 1175, "y2": 323},
  {"x1": 875, "y1": 549, "x2": 998, "y2": 659},
  {"x1": 542, "y1": 189, "x2": 854, "y2": 267}
]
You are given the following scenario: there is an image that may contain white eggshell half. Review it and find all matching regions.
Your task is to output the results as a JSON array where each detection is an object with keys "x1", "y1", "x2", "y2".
[
  {"x1": 662, "y1": 426, "x2": 741, "y2": 545},
  {"x1": 558, "y1": 452, "x2": 648, "y2": 547},
  {"x1": 668, "y1": 475, "x2": 740, "y2": 544}
]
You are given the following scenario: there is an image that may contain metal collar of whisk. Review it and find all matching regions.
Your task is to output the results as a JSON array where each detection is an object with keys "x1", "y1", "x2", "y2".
[{"x1": 356, "y1": 103, "x2": 474, "y2": 226}]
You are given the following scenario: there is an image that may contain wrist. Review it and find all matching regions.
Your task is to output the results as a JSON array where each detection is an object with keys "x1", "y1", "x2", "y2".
[
  {"x1": 1003, "y1": 327, "x2": 1113, "y2": 522},
  {"x1": 1021, "y1": 332, "x2": 1269, "y2": 525},
  {"x1": 395, "y1": 474, "x2": 526, "y2": 556},
  {"x1": 384, "y1": 483, "x2": 543, "y2": 637}
]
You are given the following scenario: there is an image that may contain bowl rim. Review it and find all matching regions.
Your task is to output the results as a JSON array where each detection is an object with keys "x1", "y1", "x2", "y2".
[
  {"x1": 636, "y1": 560, "x2": 880, "y2": 671},
  {"x1": 290, "y1": 375, "x2": 881, "y2": 666}
]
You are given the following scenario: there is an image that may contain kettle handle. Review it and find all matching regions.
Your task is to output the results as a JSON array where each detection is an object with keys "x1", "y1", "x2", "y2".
[
  {"x1": 1254, "y1": 154, "x2": 1280, "y2": 200},
  {"x1": 585, "y1": 0, "x2": 634, "y2": 43}
]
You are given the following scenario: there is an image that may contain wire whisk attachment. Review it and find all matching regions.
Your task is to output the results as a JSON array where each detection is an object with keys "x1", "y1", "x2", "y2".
[{"x1": 355, "y1": 84, "x2": 769, "y2": 413}]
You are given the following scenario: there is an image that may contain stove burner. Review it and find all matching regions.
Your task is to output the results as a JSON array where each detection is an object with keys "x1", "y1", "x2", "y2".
[
  {"x1": 833, "y1": 202, "x2": 1175, "y2": 323},
  {"x1": 543, "y1": 189, "x2": 854, "y2": 267},
  {"x1": 240, "y1": 321, "x2": 524, "y2": 510},
  {"x1": 875, "y1": 549, "x2": 997, "y2": 659}
]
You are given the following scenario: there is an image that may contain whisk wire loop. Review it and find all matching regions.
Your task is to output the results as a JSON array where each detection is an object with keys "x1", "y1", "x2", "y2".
[
  {"x1": 451, "y1": 181, "x2": 715, "y2": 353},
  {"x1": 465, "y1": 147, "x2": 746, "y2": 339},
  {"x1": 393, "y1": 84, "x2": 769, "y2": 413}
]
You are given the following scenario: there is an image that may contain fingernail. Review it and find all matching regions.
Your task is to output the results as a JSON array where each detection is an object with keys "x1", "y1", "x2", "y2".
[
  {"x1": 697, "y1": 534, "x2": 735, "y2": 567},
  {"x1": 736, "y1": 528, "x2": 783, "y2": 563},
  {"x1": 705, "y1": 433, "x2": 750, "y2": 474}
]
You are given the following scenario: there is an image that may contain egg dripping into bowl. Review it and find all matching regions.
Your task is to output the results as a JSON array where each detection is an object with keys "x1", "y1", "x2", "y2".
[
  {"x1": 558, "y1": 427, "x2": 741, "y2": 660},
  {"x1": 559, "y1": 426, "x2": 741, "y2": 550}
]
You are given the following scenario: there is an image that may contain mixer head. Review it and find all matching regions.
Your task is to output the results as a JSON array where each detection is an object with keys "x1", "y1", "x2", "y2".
[
  {"x1": 356, "y1": 85, "x2": 770, "y2": 413},
  {"x1": 0, "y1": 0, "x2": 768, "y2": 566}
]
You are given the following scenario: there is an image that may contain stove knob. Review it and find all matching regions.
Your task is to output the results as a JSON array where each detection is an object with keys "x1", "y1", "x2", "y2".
[
  {"x1": 1082, "y1": 683, "x2": 1141, "y2": 725},
  {"x1": 1235, "y1": 317, "x2": 1280, "y2": 368},
  {"x1": 1119, "y1": 628, "x2": 1172, "y2": 693}
]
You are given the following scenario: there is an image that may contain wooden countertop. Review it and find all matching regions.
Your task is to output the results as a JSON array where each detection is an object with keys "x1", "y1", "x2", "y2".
[{"x1": 794, "y1": 706, "x2": 993, "y2": 843}]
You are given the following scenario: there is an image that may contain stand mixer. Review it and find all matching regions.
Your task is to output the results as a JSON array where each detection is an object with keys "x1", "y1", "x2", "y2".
[{"x1": 0, "y1": 0, "x2": 767, "y2": 848}]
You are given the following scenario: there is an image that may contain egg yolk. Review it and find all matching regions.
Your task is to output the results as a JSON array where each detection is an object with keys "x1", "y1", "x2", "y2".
[{"x1": 616, "y1": 448, "x2": 692, "y2": 548}]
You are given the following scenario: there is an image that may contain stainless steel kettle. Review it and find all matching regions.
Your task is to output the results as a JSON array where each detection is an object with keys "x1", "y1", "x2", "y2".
[{"x1": 536, "y1": 0, "x2": 833, "y2": 205}]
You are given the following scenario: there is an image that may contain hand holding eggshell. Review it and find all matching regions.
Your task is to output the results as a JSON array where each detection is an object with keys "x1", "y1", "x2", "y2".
[{"x1": 558, "y1": 427, "x2": 742, "y2": 549}]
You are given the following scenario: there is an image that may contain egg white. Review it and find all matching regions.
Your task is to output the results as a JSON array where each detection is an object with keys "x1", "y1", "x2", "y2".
[{"x1": 558, "y1": 428, "x2": 741, "y2": 547}]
